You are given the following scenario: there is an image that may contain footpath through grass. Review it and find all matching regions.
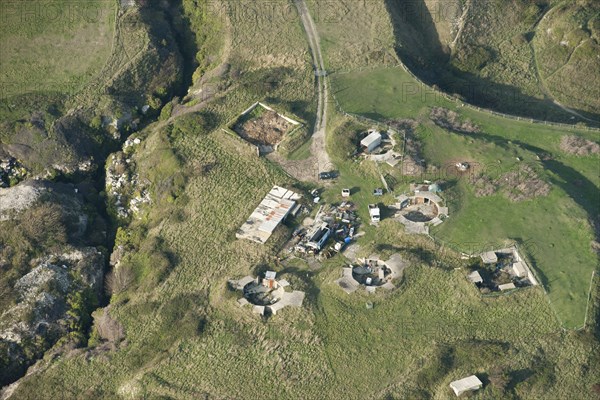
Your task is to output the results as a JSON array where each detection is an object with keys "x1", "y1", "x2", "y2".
[{"x1": 330, "y1": 66, "x2": 599, "y2": 328}]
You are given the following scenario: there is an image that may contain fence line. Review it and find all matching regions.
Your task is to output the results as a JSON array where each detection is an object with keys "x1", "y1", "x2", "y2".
[{"x1": 583, "y1": 270, "x2": 598, "y2": 330}]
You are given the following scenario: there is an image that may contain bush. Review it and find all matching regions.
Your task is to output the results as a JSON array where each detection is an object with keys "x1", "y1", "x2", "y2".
[{"x1": 159, "y1": 102, "x2": 173, "y2": 121}]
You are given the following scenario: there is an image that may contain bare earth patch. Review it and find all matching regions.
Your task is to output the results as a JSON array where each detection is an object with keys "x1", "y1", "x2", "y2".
[
  {"x1": 473, "y1": 164, "x2": 551, "y2": 202},
  {"x1": 430, "y1": 107, "x2": 480, "y2": 134},
  {"x1": 559, "y1": 135, "x2": 600, "y2": 156},
  {"x1": 233, "y1": 110, "x2": 293, "y2": 148}
]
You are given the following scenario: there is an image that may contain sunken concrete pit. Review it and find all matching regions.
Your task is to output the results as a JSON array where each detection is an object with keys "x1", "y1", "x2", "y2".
[
  {"x1": 394, "y1": 184, "x2": 449, "y2": 234},
  {"x1": 336, "y1": 254, "x2": 407, "y2": 294},
  {"x1": 229, "y1": 271, "x2": 305, "y2": 316}
]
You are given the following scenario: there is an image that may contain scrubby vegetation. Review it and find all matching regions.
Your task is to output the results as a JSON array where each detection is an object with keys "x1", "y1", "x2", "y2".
[{"x1": 1, "y1": 0, "x2": 598, "y2": 398}]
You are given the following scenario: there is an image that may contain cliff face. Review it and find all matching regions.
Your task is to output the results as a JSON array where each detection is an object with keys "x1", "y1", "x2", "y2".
[
  {"x1": 0, "y1": 181, "x2": 106, "y2": 387},
  {"x1": 385, "y1": 0, "x2": 600, "y2": 123}
]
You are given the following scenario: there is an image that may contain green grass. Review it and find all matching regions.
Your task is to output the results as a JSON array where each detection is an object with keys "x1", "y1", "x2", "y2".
[
  {"x1": 330, "y1": 66, "x2": 598, "y2": 328},
  {"x1": 286, "y1": 137, "x2": 313, "y2": 160},
  {"x1": 7, "y1": 1, "x2": 600, "y2": 398},
  {"x1": 0, "y1": 1, "x2": 116, "y2": 102}
]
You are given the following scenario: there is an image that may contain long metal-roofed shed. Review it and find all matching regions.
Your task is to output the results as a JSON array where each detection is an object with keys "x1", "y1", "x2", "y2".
[{"x1": 237, "y1": 186, "x2": 301, "y2": 244}]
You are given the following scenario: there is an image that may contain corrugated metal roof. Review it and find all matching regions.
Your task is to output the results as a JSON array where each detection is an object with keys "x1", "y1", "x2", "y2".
[{"x1": 237, "y1": 186, "x2": 299, "y2": 243}]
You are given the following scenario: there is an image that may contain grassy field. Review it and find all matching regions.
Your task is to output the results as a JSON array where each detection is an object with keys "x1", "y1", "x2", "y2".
[
  {"x1": 330, "y1": 66, "x2": 598, "y2": 328},
  {"x1": 10, "y1": 126, "x2": 599, "y2": 397},
  {"x1": 0, "y1": 1, "x2": 116, "y2": 105},
  {"x1": 6, "y1": 1, "x2": 600, "y2": 399}
]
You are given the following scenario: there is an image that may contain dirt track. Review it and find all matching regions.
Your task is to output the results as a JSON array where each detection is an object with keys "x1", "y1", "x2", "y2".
[{"x1": 294, "y1": 0, "x2": 333, "y2": 178}]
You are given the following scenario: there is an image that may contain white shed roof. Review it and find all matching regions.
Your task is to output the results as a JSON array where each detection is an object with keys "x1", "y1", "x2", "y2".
[
  {"x1": 468, "y1": 270, "x2": 483, "y2": 284},
  {"x1": 481, "y1": 251, "x2": 498, "y2": 264},
  {"x1": 498, "y1": 282, "x2": 516, "y2": 291},
  {"x1": 265, "y1": 271, "x2": 277, "y2": 280},
  {"x1": 512, "y1": 261, "x2": 527, "y2": 277},
  {"x1": 449, "y1": 375, "x2": 482, "y2": 396},
  {"x1": 360, "y1": 131, "x2": 382, "y2": 148}
]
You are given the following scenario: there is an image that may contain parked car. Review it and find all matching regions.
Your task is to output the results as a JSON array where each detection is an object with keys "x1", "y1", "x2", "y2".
[
  {"x1": 319, "y1": 171, "x2": 338, "y2": 180},
  {"x1": 373, "y1": 188, "x2": 384, "y2": 196}
]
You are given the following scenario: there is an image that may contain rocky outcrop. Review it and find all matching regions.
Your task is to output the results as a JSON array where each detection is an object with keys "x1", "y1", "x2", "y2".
[
  {"x1": 0, "y1": 182, "x2": 45, "y2": 221},
  {"x1": 106, "y1": 137, "x2": 151, "y2": 220},
  {"x1": 0, "y1": 249, "x2": 104, "y2": 387},
  {"x1": 0, "y1": 158, "x2": 27, "y2": 188},
  {"x1": 0, "y1": 180, "x2": 107, "y2": 387}
]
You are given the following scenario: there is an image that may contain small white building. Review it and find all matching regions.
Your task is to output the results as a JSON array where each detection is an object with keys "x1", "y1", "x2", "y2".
[
  {"x1": 360, "y1": 130, "x2": 382, "y2": 153},
  {"x1": 368, "y1": 204, "x2": 381, "y2": 223},
  {"x1": 512, "y1": 261, "x2": 527, "y2": 277},
  {"x1": 481, "y1": 251, "x2": 498, "y2": 264},
  {"x1": 498, "y1": 282, "x2": 516, "y2": 291},
  {"x1": 449, "y1": 375, "x2": 483, "y2": 396},
  {"x1": 342, "y1": 188, "x2": 351, "y2": 197},
  {"x1": 467, "y1": 270, "x2": 483, "y2": 284},
  {"x1": 263, "y1": 271, "x2": 277, "y2": 289}
]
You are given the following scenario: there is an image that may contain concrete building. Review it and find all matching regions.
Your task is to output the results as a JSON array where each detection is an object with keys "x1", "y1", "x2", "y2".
[
  {"x1": 481, "y1": 251, "x2": 498, "y2": 264},
  {"x1": 468, "y1": 270, "x2": 483, "y2": 284},
  {"x1": 512, "y1": 261, "x2": 527, "y2": 277},
  {"x1": 360, "y1": 130, "x2": 382, "y2": 153},
  {"x1": 449, "y1": 375, "x2": 483, "y2": 396},
  {"x1": 498, "y1": 282, "x2": 516, "y2": 291},
  {"x1": 263, "y1": 271, "x2": 277, "y2": 289},
  {"x1": 236, "y1": 186, "x2": 301, "y2": 244}
]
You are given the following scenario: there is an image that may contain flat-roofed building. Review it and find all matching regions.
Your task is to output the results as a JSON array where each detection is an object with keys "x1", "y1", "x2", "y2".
[
  {"x1": 512, "y1": 261, "x2": 527, "y2": 277},
  {"x1": 481, "y1": 251, "x2": 498, "y2": 264},
  {"x1": 498, "y1": 282, "x2": 516, "y2": 291},
  {"x1": 468, "y1": 270, "x2": 483, "y2": 284}
]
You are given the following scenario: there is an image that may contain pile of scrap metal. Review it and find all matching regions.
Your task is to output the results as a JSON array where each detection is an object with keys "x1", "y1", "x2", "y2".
[{"x1": 294, "y1": 202, "x2": 359, "y2": 258}]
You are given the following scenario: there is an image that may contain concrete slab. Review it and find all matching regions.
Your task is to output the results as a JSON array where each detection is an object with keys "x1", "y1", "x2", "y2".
[
  {"x1": 230, "y1": 276, "x2": 256, "y2": 291},
  {"x1": 237, "y1": 298, "x2": 250, "y2": 307},
  {"x1": 252, "y1": 305, "x2": 266, "y2": 315},
  {"x1": 336, "y1": 277, "x2": 360, "y2": 294},
  {"x1": 278, "y1": 279, "x2": 290, "y2": 288},
  {"x1": 385, "y1": 253, "x2": 407, "y2": 278}
]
